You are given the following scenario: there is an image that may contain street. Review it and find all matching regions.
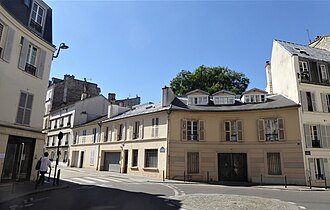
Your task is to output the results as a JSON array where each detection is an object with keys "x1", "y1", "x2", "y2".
[{"x1": 0, "y1": 167, "x2": 329, "y2": 210}]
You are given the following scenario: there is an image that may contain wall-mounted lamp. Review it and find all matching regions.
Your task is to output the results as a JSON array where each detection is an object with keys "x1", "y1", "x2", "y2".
[{"x1": 53, "y1": 43, "x2": 69, "y2": 59}]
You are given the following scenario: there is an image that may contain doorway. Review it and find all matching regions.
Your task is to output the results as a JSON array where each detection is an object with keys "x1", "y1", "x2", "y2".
[
  {"x1": 79, "y1": 151, "x2": 84, "y2": 168},
  {"x1": 218, "y1": 153, "x2": 247, "y2": 182},
  {"x1": 1, "y1": 136, "x2": 35, "y2": 182},
  {"x1": 122, "y1": 150, "x2": 128, "y2": 173}
]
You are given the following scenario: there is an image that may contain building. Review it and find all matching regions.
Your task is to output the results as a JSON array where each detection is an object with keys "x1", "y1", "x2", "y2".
[
  {"x1": 70, "y1": 87, "x2": 305, "y2": 185},
  {"x1": 267, "y1": 38, "x2": 330, "y2": 186},
  {"x1": 0, "y1": 0, "x2": 55, "y2": 182},
  {"x1": 44, "y1": 95, "x2": 109, "y2": 166}
]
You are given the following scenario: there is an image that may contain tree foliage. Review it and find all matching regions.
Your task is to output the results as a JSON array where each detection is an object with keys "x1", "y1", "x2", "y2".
[{"x1": 170, "y1": 65, "x2": 250, "y2": 96}]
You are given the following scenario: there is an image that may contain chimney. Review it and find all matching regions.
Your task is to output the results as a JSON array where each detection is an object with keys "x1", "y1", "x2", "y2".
[
  {"x1": 162, "y1": 86, "x2": 175, "y2": 107},
  {"x1": 265, "y1": 61, "x2": 273, "y2": 94},
  {"x1": 108, "y1": 93, "x2": 116, "y2": 104}
]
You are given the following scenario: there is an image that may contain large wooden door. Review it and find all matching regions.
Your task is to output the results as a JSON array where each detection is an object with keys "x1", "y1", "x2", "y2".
[{"x1": 218, "y1": 153, "x2": 247, "y2": 182}]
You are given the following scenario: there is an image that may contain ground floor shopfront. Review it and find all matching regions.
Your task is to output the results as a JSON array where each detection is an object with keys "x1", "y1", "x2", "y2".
[{"x1": 0, "y1": 125, "x2": 44, "y2": 182}]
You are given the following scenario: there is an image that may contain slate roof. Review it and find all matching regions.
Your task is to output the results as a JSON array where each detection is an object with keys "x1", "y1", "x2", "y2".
[
  {"x1": 74, "y1": 115, "x2": 107, "y2": 128},
  {"x1": 186, "y1": 89, "x2": 209, "y2": 95},
  {"x1": 212, "y1": 90, "x2": 235, "y2": 96},
  {"x1": 171, "y1": 94, "x2": 299, "y2": 112},
  {"x1": 275, "y1": 40, "x2": 330, "y2": 62},
  {"x1": 242, "y1": 88, "x2": 267, "y2": 95}
]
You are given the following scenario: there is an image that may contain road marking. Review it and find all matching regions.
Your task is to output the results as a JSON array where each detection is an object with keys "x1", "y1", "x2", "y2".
[
  {"x1": 24, "y1": 204, "x2": 33, "y2": 207},
  {"x1": 84, "y1": 177, "x2": 109, "y2": 183},
  {"x1": 167, "y1": 203, "x2": 174, "y2": 207},
  {"x1": 287, "y1": 202, "x2": 296, "y2": 205},
  {"x1": 299, "y1": 206, "x2": 306, "y2": 209},
  {"x1": 71, "y1": 177, "x2": 96, "y2": 184},
  {"x1": 101, "y1": 177, "x2": 123, "y2": 183},
  {"x1": 77, "y1": 186, "x2": 95, "y2": 190}
]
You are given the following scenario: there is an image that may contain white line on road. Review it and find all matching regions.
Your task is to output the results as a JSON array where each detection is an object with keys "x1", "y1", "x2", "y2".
[
  {"x1": 71, "y1": 177, "x2": 96, "y2": 184},
  {"x1": 100, "y1": 177, "x2": 124, "y2": 183},
  {"x1": 299, "y1": 206, "x2": 306, "y2": 209},
  {"x1": 84, "y1": 177, "x2": 109, "y2": 183}
]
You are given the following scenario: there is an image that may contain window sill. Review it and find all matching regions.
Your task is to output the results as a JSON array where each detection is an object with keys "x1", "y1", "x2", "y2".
[
  {"x1": 130, "y1": 167, "x2": 139, "y2": 170},
  {"x1": 143, "y1": 167, "x2": 159, "y2": 172}
]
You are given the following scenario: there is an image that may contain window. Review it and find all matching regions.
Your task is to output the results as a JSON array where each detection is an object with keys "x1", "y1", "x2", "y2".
[
  {"x1": 258, "y1": 118, "x2": 284, "y2": 141},
  {"x1": 267, "y1": 153, "x2": 282, "y2": 175},
  {"x1": 73, "y1": 132, "x2": 78, "y2": 144},
  {"x1": 303, "y1": 124, "x2": 330, "y2": 148},
  {"x1": 51, "y1": 136, "x2": 55, "y2": 146},
  {"x1": 53, "y1": 119, "x2": 57, "y2": 129},
  {"x1": 67, "y1": 115, "x2": 71, "y2": 126},
  {"x1": 319, "y1": 64, "x2": 328, "y2": 83},
  {"x1": 93, "y1": 128, "x2": 97, "y2": 143},
  {"x1": 224, "y1": 120, "x2": 243, "y2": 141},
  {"x1": 314, "y1": 158, "x2": 325, "y2": 180},
  {"x1": 182, "y1": 120, "x2": 204, "y2": 141},
  {"x1": 90, "y1": 150, "x2": 95, "y2": 165},
  {"x1": 187, "y1": 152, "x2": 199, "y2": 174},
  {"x1": 118, "y1": 124, "x2": 124, "y2": 140},
  {"x1": 321, "y1": 93, "x2": 330, "y2": 113},
  {"x1": 188, "y1": 96, "x2": 208, "y2": 105},
  {"x1": 59, "y1": 117, "x2": 63, "y2": 127},
  {"x1": 301, "y1": 91, "x2": 316, "y2": 112},
  {"x1": 82, "y1": 130, "x2": 86, "y2": 143},
  {"x1": 213, "y1": 96, "x2": 235, "y2": 105},
  {"x1": 16, "y1": 92, "x2": 33, "y2": 125},
  {"x1": 152, "y1": 118, "x2": 159, "y2": 138},
  {"x1": 244, "y1": 94, "x2": 266, "y2": 103},
  {"x1": 63, "y1": 151, "x2": 68, "y2": 163},
  {"x1": 299, "y1": 61, "x2": 310, "y2": 81},
  {"x1": 145, "y1": 149, "x2": 158, "y2": 168},
  {"x1": 0, "y1": 22, "x2": 3, "y2": 56},
  {"x1": 133, "y1": 121, "x2": 140, "y2": 139},
  {"x1": 65, "y1": 133, "x2": 69, "y2": 145},
  {"x1": 25, "y1": 44, "x2": 38, "y2": 76},
  {"x1": 132, "y1": 150, "x2": 138, "y2": 167},
  {"x1": 104, "y1": 126, "x2": 109, "y2": 142},
  {"x1": 30, "y1": 2, "x2": 44, "y2": 33}
]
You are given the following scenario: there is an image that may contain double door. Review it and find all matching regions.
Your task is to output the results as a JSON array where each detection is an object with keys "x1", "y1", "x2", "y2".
[{"x1": 218, "y1": 153, "x2": 247, "y2": 182}]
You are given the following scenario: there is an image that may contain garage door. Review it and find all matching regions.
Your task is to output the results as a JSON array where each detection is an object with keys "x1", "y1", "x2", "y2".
[{"x1": 103, "y1": 152, "x2": 121, "y2": 172}]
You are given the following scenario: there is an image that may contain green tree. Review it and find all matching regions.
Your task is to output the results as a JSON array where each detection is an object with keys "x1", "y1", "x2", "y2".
[{"x1": 170, "y1": 65, "x2": 249, "y2": 95}]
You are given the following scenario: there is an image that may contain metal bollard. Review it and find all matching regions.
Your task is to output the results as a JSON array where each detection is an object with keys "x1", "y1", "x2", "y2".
[
  {"x1": 285, "y1": 175, "x2": 287, "y2": 188},
  {"x1": 260, "y1": 174, "x2": 263, "y2": 186},
  {"x1": 48, "y1": 168, "x2": 52, "y2": 182},
  {"x1": 184, "y1": 171, "x2": 186, "y2": 182},
  {"x1": 35, "y1": 171, "x2": 40, "y2": 189},
  {"x1": 325, "y1": 177, "x2": 327, "y2": 190},
  {"x1": 309, "y1": 176, "x2": 312, "y2": 189},
  {"x1": 162, "y1": 170, "x2": 165, "y2": 182},
  {"x1": 56, "y1": 169, "x2": 60, "y2": 185},
  {"x1": 207, "y1": 171, "x2": 209, "y2": 183}
]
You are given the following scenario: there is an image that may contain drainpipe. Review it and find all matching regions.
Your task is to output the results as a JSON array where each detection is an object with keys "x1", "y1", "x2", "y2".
[
  {"x1": 166, "y1": 105, "x2": 172, "y2": 180},
  {"x1": 96, "y1": 121, "x2": 102, "y2": 171}
]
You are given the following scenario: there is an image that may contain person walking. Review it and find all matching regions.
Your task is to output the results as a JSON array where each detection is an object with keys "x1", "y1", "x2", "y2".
[{"x1": 39, "y1": 152, "x2": 51, "y2": 184}]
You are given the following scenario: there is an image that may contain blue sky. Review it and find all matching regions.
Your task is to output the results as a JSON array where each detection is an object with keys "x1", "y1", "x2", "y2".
[{"x1": 45, "y1": 0, "x2": 329, "y2": 103}]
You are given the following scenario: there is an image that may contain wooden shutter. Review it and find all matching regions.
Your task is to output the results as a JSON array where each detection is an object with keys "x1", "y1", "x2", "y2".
[
  {"x1": 151, "y1": 118, "x2": 155, "y2": 137},
  {"x1": 16, "y1": 92, "x2": 27, "y2": 124},
  {"x1": 18, "y1": 37, "x2": 29, "y2": 70},
  {"x1": 181, "y1": 119, "x2": 187, "y2": 141},
  {"x1": 198, "y1": 120, "x2": 205, "y2": 141},
  {"x1": 237, "y1": 120, "x2": 243, "y2": 141},
  {"x1": 23, "y1": 94, "x2": 33, "y2": 125},
  {"x1": 308, "y1": 158, "x2": 315, "y2": 180},
  {"x1": 37, "y1": 49, "x2": 46, "y2": 79},
  {"x1": 320, "y1": 93, "x2": 328, "y2": 113},
  {"x1": 3, "y1": 26, "x2": 15, "y2": 62},
  {"x1": 300, "y1": 91, "x2": 308, "y2": 111},
  {"x1": 258, "y1": 119, "x2": 265, "y2": 141},
  {"x1": 311, "y1": 92, "x2": 317, "y2": 112},
  {"x1": 324, "y1": 159, "x2": 329, "y2": 180},
  {"x1": 139, "y1": 120, "x2": 144, "y2": 139},
  {"x1": 128, "y1": 122, "x2": 132, "y2": 140},
  {"x1": 304, "y1": 124, "x2": 312, "y2": 148},
  {"x1": 278, "y1": 118, "x2": 285, "y2": 140},
  {"x1": 320, "y1": 125, "x2": 330, "y2": 148}
]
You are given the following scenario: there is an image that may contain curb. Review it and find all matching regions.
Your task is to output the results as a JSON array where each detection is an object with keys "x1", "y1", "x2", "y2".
[{"x1": 0, "y1": 184, "x2": 69, "y2": 204}]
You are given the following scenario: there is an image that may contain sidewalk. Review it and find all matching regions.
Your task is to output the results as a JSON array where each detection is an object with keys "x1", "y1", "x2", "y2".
[{"x1": 0, "y1": 179, "x2": 69, "y2": 204}]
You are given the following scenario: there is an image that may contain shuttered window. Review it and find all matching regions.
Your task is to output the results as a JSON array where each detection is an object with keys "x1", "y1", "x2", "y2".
[
  {"x1": 16, "y1": 92, "x2": 34, "y2": 125},
  {"x1": 182, "y1": 119, "x2": 205, "y2": 141},
  {"x1": 267, "y1": 153, "x2": 282, "y2": 175},
  {"x1": 258, "y1": 118, "x2": 284, "y2": 141},
  {"x1": 304, "y1": 124, "x2": 330, "y2": 148},
  {"x1": 104, "y1": 126, "x2": 109, "y2": 142},
  {"x1": 187, "y1": 152, "x2": 199, "y2": 174},
  {"x1": 321, "y1": 93, "x2": 330, "y2": 113},
  {"x1": 151, "y1": 118, "x2": 159, "y2": 138},
  {"x1": 301, "y1": 91, "x2": 316, "y2": 112},
  {"x1": 224, "y1": 120, "x2": 243, "y2": 141},
  {"x1": 90, "y1": 150, "x2": 95, "y2": 165}
]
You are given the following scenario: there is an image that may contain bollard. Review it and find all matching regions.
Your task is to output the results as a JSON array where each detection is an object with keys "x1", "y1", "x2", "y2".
[
  {"x1": 162, "y1": 170, "x2": 165, "y2": 182},
  {"x1": 309, "y1": 176, "x2": 312, "y2": 189},
  {"x1": 284, "y1": 175, "x2": 287, "y2": 188},
  {"x1": 325, "y1": 177, "x2": 327, "y2": 190},
  {"x1": 184, "y1": 171, "x2": 186, "y2": 182},
  {"x1": 207, "y1": 171, "x2": 209, "y2": 184},
  {"x1": 260, "y1": 174, "x2": 263, "y2": 186},
  {"x1": 56, "y1": 169, "x2": 61, "y2": 185},
  {"x1": 48, "y1": 168, "x2": 52, "y2": 182},
  {"x1": 35, "y1": 171, "x2": 40, "y2": 189}
]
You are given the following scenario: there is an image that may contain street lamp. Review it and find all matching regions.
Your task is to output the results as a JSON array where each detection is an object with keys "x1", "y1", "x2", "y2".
[
  {"x1": 52, "y1": 43, "x2": 69, "y2": 59},
  {"x1": 53, "y1": 131, "x2": 63, "y2": 185}
]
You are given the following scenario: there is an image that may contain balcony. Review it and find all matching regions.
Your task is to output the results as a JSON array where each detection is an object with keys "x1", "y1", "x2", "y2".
[
  {"x1": 265, "y1": 134, "x2": 279, "y2": 141},
  {"x1": 29, "y1": 19, "x2": 42, "y2": 34},
  {"x1": 312, "y1": 140, "x2": 321, "y2": 148},
  {"x1": 25, "y1": 63, "x2": 37, "y2": 76}
]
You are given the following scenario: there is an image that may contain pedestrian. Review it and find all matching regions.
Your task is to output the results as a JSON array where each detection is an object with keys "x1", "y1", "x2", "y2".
[{"x1": 38, "y1": 152, "x2": 51, "y2": 185}]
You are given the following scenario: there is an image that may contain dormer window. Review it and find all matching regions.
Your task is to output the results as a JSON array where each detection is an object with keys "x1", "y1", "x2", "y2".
[
  {"x1": 188, "y1": 96, "x2": 208, "y2": 105},
  {"x1": 244, "y1": 94, "x2": 266, "y2": 103},
  {"x1": 213, "y1": 96, "x2": 235, "y2": 105},
  {"x1": 30, "y1": 2, "x2": 45, "y2": 34},
  {"x1": 299, "y1": 61, "x2": 310, "y2": 82}
]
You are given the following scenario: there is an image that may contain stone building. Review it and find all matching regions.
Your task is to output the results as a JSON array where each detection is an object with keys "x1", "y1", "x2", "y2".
[{"x1": 0, "y1": 0, "x2": 55, "y2": 182}]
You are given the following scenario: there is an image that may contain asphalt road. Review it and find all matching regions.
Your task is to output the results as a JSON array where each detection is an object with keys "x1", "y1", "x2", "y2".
[{"x1": 0, "y1": 167, "x2": 329, "y2": 210}]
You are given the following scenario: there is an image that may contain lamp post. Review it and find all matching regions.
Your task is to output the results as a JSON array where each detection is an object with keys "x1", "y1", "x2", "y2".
[
  {"x1": 52, "y1": 43, "x2": 69, "y2": 59},
  {"x1": 53, "y1": 131, "x2": 63, "y2": 185}
]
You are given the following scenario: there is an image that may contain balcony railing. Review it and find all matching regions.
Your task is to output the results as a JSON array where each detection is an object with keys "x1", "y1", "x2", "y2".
[
  {"x1": 29, "y1": 19, "x2": 42, "y2": 34},
  {"x1": 312, "y1": 139, "x2": 321, "y2": 148},
  {"x1": 25, "y1": 63, "x2": 37, "y2": 76},
  {"x1": 266, "y1": 134, "x2": 279, "y2": 141}
]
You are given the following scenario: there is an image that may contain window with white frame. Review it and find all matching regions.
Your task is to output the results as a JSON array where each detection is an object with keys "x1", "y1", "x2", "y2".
[
  {"x1": 104, "y1": 126, "x2": 109, "y2": 142},
  {"x1": 224, "y1": 120, "x2": 243, "y2": 141},
  {"x1": 81, "y1": 130, "x2": 86, "y2": 143},
  {"x1": 145, "y1": 149, "x2": 158, "y2": 168},
  {"x1": 93, "y1": 128, "x2": 97, "y2": 143},
  {"x1": 65, "y1": 133, "x2": 69, "y2": 145},
  {"x1": 187, "y1": 152, "x2": 199, "y2": 174},
  {"x1": 213, "y1": 96, "x2": 235, "y2": 105},
  {"x1": 299, "y1": 60, "x2": 310, "y2": 81},
  {"x1": 152, "y1": 118, "x2": 159, "y2": 138},
  {"x1": 67, "y1": 115, "x2": 71, "y2": 126},
  {"x1": 258, "y1": 118, "x2": 284, "y2": 141},
  {"x1": 182, "y1": 120, "x2": 204, "y2": 141},
  {"x1": 244, "y1": 94, "x2": 266, "y2": 103},
  {"x1": 321, "y1": 93, "x2": 330, "y2": 113},
  {"x1": 73, "y1": 132, "x2": 78, "y2": 144},
  {"x1": 133, "y1": 121, "x2": 140, "y2": 139},
  {"x1": 132, "y1": 149, "x2": 138, "y2": 167},
  {"x1": 267, "y1": 152, "x2": 282, "y2": 175},
  {"x1": 188, "y1": 96, "x2": 208, "y2": 105},
  {"x1": 303, "y1": 124, "x2": 330, "y2": 149},
  {"x1": 26, "y1": 44, "x2": 38, "y2": 75},
  {"x1": 90, "y1": 150, "x2": 95, "y2": 165},
  {"x1": 16, "y1": 92, "x2": 34, "y2": 125},
  {"x1": 301, "y1": 91, "x2": 316, "y2": 112},
  {"x1": 314, "y1": 158, "x2": 326, "y2": 180},
  {"x1": 319, "y1": 64, "x2": 328, "y2": 83},
  {"x1": 118, "y1": 124, "x2": 124, "y2": 140},
  {"x1": 30, "y1": 2, "x2": 45, "y2": 33}
]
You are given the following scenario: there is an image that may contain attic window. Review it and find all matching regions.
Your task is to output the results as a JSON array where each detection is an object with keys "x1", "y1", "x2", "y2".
[
  {"x1": 244, "y1": 94, "x2": 266, "y2": 103},
  {"x1": 188, "y1": 96, "x2": 208, "y2": 105},
  {"x1": 300, "y1": 50, "x2": 309, "y2": 56}
]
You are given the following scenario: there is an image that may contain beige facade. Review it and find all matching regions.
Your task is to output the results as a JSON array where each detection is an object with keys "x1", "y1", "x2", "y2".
[
  {"x1": 0, "y1": 1, "x2": 55, "y2": 182},
  {"x1": 268, "y1": 39, "x2": 330, "y2": 186}
]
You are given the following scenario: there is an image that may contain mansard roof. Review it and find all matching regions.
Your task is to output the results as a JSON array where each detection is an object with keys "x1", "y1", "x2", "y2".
[{"x1": 186, "y1": 89, "x2": 209, "y2": 96}]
